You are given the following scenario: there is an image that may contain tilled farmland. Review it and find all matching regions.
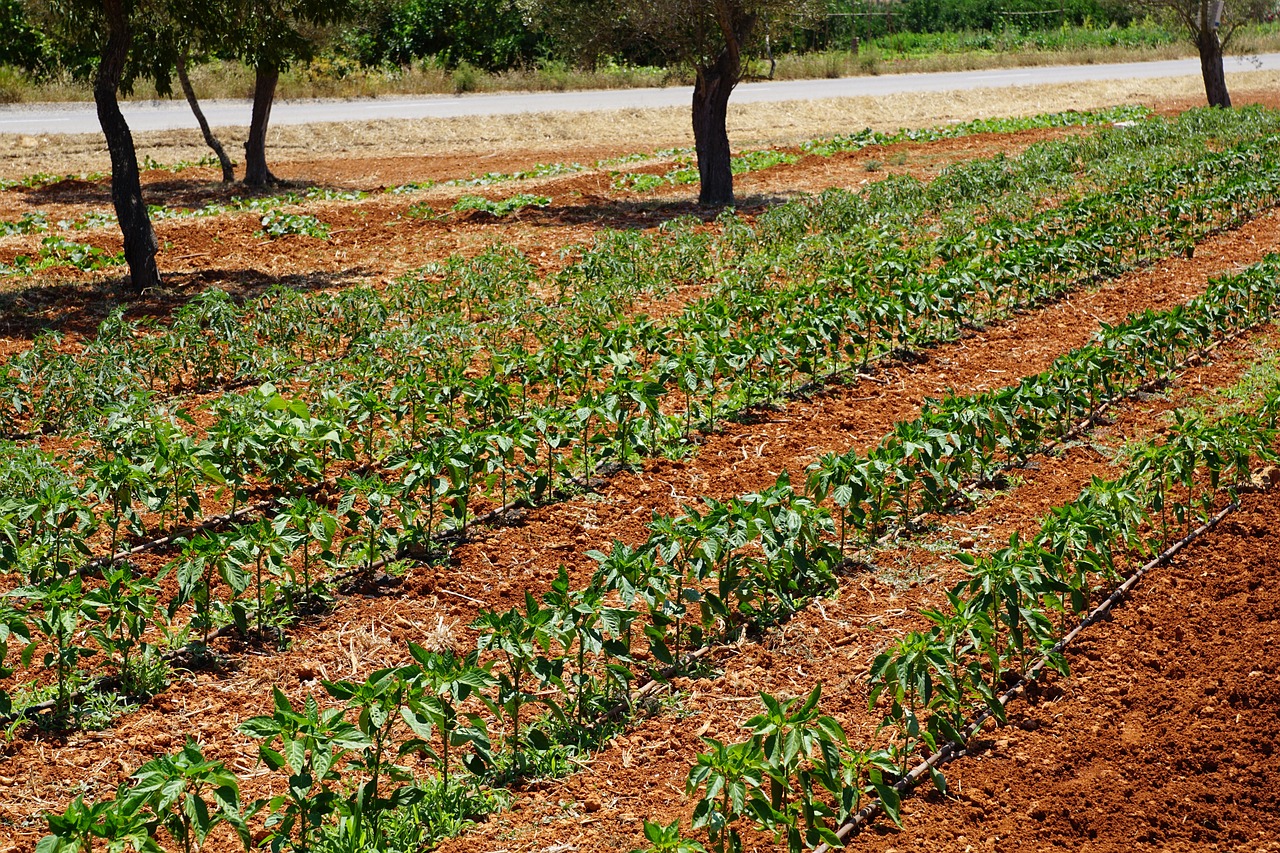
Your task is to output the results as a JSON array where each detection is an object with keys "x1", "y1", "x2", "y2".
[{"x1": 0, "y1": 97, "x2": 1278, "y2": 853}]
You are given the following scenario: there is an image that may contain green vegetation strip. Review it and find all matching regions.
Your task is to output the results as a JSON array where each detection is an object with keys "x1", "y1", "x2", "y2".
[
  {"x1": 21, "y1": 237, "x2": 1280, "y2": 853},
  {"x1": 2, "y1": 107, "x2": 1278, "y2": 651}
]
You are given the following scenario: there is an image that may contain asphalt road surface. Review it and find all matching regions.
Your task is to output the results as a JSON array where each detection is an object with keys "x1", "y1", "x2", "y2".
[{"x1": 2, "y1": 52, "x2": 1277, "y2": 137}]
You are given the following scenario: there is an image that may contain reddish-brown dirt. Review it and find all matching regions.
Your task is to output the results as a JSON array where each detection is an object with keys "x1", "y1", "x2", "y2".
[
  {"x1": 3, "y1": 102, "x2": 1280, "y2": 853},
  {"x1": 2, "y1": 195, "x2": 1279, "y2": 852},
  {"x1": 0, "y1": 124, "x2": 1084, "y2": 353},
  {"x1": 423, "y1": 326, "x2": 1280, "y2": 853},
  {"x1": 840, "y1": 487, "x2": 1280, "y2": 853}
]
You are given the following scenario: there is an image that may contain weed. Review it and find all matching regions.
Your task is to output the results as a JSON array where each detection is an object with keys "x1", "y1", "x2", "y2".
[
  {"x1": 406, "y1": 201, "x2": 447, "y2": 220},
  {"x1": 258, "y1": 210, "x2": 330, "y2": 239},
  {"x1": 75, "y1": 690, "x2": 138, "y2": 731},
  {"x1": 452, "y1": 194, "x2": 551, "y2": 217}
]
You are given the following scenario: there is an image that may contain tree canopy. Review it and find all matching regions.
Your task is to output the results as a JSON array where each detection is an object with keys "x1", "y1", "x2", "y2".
[{"x1": 522, "y1": 0, "x2": 823, "y2": 205}]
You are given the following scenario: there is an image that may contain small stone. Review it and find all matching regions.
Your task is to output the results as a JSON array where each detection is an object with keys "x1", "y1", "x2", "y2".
[{"x1": 959, "y1": 537, "x2": 976, "y2": 550}]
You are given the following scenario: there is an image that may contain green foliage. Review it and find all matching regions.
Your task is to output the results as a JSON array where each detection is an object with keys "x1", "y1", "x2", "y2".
[
  {"x1": 9, "y1": 576, "x2": 97, "y2": 723},
  {"x1": 1, "y1": 236, "x2": 125, "y2": 275},
  {"x1": 341, "y1": 0, "x2": 542, "y2": 69},
  {"x1": 452, "y1": 194, "x2": 552, "y2": 217},
  {"x1": 239, "y1": 687, "x2": 369, "y2": 852},
  {"x1": 0, "y1": 212, "x2": 48, "y2": 235},
  {"x1": 259, "y1": 210, "x2": 331, "y2": 239},
  {"x1": 129, "y1": 739, "x2": 248, "y2": 853},
  {"x1": 635, "y1": 820, "x2": 707, "y2": 853}
]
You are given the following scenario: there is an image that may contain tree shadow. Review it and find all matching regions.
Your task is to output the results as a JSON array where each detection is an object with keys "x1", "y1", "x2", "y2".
[
  {"x1": 0, "y1": 265, "x2": 373, "y2": 342},
  {"x1": 452, "y1": 192, "x2": 791, "y2": 232},
  {"x1": 17, "y1": 175, "x2": 362, "y2": 212}
]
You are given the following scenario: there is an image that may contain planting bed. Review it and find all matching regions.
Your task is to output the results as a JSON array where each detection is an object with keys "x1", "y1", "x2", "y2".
[
  {"x1": 841, "y1": 488, "x2": 1280, "y2": 853},
  {"x1": 1, "y1": 92, "x2": 1280, "y2": 853}
]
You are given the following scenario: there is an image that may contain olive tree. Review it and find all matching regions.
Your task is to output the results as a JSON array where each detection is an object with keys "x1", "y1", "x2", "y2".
[
  {"x1": 130, "y1": 0, "x2": 238, "y2": 181},
  {"x1": 232, "y1": 0, "x2": 352, "y2": 185},
  {"x1": 26, "y1": 0, "x2": 161, "y2": 289},
  {"x1": 1142, "y1": 0, "x2": 1270, "y2": 107},
  {"x1": 521, "y1": 0, "x2": 822, "y2": 206}
]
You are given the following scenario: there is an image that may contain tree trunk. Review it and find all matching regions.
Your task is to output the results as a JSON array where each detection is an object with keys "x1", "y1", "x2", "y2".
[
  {"x1": 1197, "y1": 26, "x2": 1231, "y2": 108},
  {"x1": 692, "y1": 50, "x2": 738, "y2": 207},
  {"x1": 243, "y1": 64, "x2": 280, "y2": 186},
  {"x1": 177, "y1": 52, "x2": 235, "y2": 182},
  {"x1": 94, "y1": 0, "x2": 160, "y2": 291}
]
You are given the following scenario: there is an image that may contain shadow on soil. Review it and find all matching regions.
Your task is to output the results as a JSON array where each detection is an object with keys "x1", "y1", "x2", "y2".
[
  {"x1": 0, "y1": 266, "x2": 373, "y2": 342},
  {"x1": 452, "y1": 193, "x2": 791, "y2": 232},
  {"x1": 18, "y1": 176, "x2": 360, "y2": 211}
]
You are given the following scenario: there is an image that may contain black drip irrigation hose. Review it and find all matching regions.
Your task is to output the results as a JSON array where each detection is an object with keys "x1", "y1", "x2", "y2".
[{"x1": 813, "y1": 501, "x2": 1239, "y2": 853}]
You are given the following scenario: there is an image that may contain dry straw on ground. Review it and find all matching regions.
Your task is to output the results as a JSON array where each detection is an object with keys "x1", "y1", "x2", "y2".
[{"x1": 5, "y1": 69, "x2": 1280, "y2": 178}]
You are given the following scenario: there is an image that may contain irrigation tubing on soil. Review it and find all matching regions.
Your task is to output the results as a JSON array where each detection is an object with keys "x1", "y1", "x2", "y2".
[{"x1": 814, "y1": 501, "x2": 1240, "y2": 852}]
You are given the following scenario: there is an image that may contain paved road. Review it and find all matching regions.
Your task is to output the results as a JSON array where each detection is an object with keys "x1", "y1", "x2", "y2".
[{"x1": 3, "y1": 53, "x2": 1277, "y2": 136}]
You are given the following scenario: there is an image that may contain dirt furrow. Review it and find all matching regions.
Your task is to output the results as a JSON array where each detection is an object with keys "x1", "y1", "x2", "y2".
[
  {"x1": 837, "y1": 488, "x2": 1280, "y2": 853},
  {"x1": 422, "y1": 321, "x2": 1280, "y2": 853},
  {"x1": 3, "y1": 199, "x2": 1280, "y2": 849}
]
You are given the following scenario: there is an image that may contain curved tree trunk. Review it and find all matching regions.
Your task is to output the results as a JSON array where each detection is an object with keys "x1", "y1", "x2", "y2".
[
  {"x1": 1197, "y1": 26, "x2": 1231, "y2": 108},
  {"x1": 95, "y1": 0, "x2": 161, "y2": 291},
  {"x1": 244, "y1": 64, "x2": 280, "y2": 186},
  {"x1": 691, "y1": 0, "x2": 757, "y2": 207},
  {"x1": 692, "y1": 53, "x2": 738, "y2": 207},
  {"x1": 177, "y1": 52, "x2": 236, "y2": 182}
]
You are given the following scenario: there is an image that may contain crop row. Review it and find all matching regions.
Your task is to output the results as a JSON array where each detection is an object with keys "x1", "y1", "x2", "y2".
[
  {"x1": 610, "y1": 105, "x2": 1151, "y2": 192},
  {"x1": 24, "y1": 276, "x2": 1280, "y2": 853},
  {"x1": 3, "y1": 106, "x2": 1265, "y2": 394},
  {"x1": 1, "y1": 108, "x2": 1271, "y2": 445},
  {"x1": 663, "y1": 392, "x2": 1279, "y2": 853},
  {"x1": 5, "y1": 238, "x2": 1280, "y2": 748},
  {"x1": 1, "y1": 119, "x2": 1276, "y2": 616},
  {"x1": 0, "y1": 106, "x2": 1149, "y2": 257}
]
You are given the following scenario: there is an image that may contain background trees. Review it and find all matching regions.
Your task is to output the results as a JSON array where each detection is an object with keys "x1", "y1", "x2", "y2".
[
  {"x1": 230, "y1": 0, "x2": 354, "y2": 186},
  {"x1": 521, "y1": 0, "x2": 823, "y2": 206},
  {"x1": 1141, "y1": 0, "x2": 1272, "y2": 107},
  {"x1": 24, "y1": 0, "x2": 162, "y2": 290},
  {"x1": 129, "y1": 0, "x2": 239, "y2": 180},
  {"x1": 342, "y1": 0, "x2": 539, "y2": 70}
]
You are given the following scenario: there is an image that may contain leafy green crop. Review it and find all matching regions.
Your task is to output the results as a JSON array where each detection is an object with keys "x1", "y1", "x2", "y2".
[
  {"x1": 258, "y1": 210, "x2": 330, "y2": 239},
  {"x1": 452, "y1": 193, "x2": 551, "y2": 216},
  {"x1": 0, "y1": 211, "x2": 47, "y2": 235},
  {"x1": 1, "y1": 235, "x2": 125, "y2": 275}
]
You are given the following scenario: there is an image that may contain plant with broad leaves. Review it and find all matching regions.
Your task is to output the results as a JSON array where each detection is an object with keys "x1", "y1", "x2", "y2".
[
  {"x1": 339, "y1": 473, "x2": 401, "y2": 583},
  {"x1": 0, "y1": 600, "x2": 32, "y2": 717},
  {"x1": 34, "y1": 795, "x2": 126, "y2": 853},
  {"x1": 686, "y1": 736, "x2": 765, "y2": 853},
  {"x1": 473, "y1": 596, "x2": 563, "y2": 773},
  {"x1": 10, "y1": 576, "x2": 98, "y2": 723},
  {"x1": 171, "y1": 531, "x2": 250, "y2": 650},
  {"x1": 238, "y1": 687, "x2": 369, "y2": 853},
  {"x1": 322, "y1": 666, "x2": 424, "y2": 845},
  {"x1": 740, "y1": 686, "x2": 847, "y2": 852},
  {"x1": 633, "y1": 819, "x2": 707, "y2": 853},
  {"x1": 272, "y1": 496, "x2": 338, "y2": 613},
  {"x1": 867, "y1": 628, "x2": 955, "y2": 780},
  {"x1": 85, "y1": 563, "x2": 164, "y2": 696},
  {"x1": 128, "y1": 739, "x2": 249, "y2": 853},
  {"x1": 400, "y1": 644, "x2": 495, "y2": 797}
]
